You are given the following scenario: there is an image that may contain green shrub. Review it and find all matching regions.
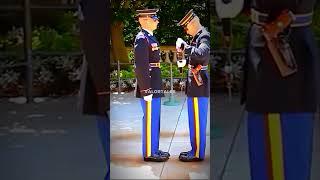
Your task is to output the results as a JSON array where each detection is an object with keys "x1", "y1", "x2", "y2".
[
  {"x1": 55, "y1": 11, "x2": 78, "y2": 33},
  {"x1": 32, "y1": 26, "x2": 80, "y2": 51}
]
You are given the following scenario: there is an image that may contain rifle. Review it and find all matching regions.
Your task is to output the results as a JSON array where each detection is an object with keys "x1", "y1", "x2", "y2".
[
  {"x1": 191, "y1": 65, "x2": 204, "y2": 86},
  {"x1": 262, "y1": 10, "x2": 297, "y2": 77},
  {"x1": 177, "y1": 43, "x2": 186, "y2": 74}
]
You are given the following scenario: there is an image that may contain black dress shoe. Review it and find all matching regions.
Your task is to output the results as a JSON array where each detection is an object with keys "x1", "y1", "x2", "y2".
[
  {"x1": 144, "y1": 154, "x2": 169, "y2": 162},
  {"x1": 179, "y1": 154, "x2": 203, "y2": 162},
  {"x1": 158, "y1": 150, "x2": 170, "y2": 157},
  {"x1": 179, "y1": 151, "x2": 188, "y2": 157}
]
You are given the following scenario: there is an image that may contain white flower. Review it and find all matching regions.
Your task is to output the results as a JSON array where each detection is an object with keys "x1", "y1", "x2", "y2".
[{"x1": 0, "y1": 70, "x2": 20, "y2": 88}]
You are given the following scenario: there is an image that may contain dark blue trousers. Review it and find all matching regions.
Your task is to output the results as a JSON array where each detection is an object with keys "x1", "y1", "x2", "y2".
[
  {"x1": 247, "y1": 112, "x2": 314, "y2": 180},
  {"x1": 96, "y1": 115, "x2": 110, "y2": 180},
  {"x1": 140, "y1": 98, "x2": 161, "y2": 158},
  {"x1": 187, "y1": 97, "x2": 209, "y2": 159}
]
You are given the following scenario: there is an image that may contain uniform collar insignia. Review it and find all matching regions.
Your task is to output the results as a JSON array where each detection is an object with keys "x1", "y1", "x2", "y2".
[{"x1": 151, "y1": 43, "x2": 159, "y2": 51}]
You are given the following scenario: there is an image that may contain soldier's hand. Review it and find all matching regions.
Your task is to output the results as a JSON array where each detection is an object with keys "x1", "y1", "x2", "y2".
[
  {"x1": 143, "y1": 94, "x2": 153, "y2": 102},
  {"x1": 176, "y1": 38, "x2": 187, "y2": 51}
]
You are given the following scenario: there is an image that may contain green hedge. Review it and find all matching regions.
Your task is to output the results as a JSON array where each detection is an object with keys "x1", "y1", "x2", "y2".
[{"x1": 110, "y1": 63, "x2": 189, "y2": 80}]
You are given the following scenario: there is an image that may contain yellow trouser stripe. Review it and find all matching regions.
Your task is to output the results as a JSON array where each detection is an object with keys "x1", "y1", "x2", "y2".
[
  {"x1": 193, "y1": 97, "x2": 200, "y2": 158},
  {"x1": 146, "y1": 101, "x2": 152, "y2": 157},
  {"x1": 268, "y1": 113, "x2": 285, "y2": 180}
]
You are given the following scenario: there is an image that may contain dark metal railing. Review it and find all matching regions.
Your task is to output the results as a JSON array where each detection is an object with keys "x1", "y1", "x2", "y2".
[{"x1": 0, "y1": 1, "x2": 80, "y2": 102}]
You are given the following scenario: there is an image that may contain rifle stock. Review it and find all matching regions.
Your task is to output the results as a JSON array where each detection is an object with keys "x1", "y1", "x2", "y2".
[
  {"x1": 262, "y1": 10, "x2": 297, "y2": 77},
  {"x1": 191, "y1": 65, "x2": 204, "y2": 86},
  {"x1": 263, "y1": 37, "x2": 297, "y2": 76}
]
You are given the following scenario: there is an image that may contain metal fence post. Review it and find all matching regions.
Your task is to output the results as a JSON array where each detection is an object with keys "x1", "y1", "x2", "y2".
[
  {"x1": 163, "y1": 61, "x2": 179, "y2": 106},
  {"x1": 117, "y1": 60, "x2": 121, "y2": 94},
  {"x1": 24, "y1": 0, "x2": 33, "y2": 103},
  {"x1": 170, "y1": 62, "x2": 173, "y2": 92},
  {"x1": 226, "y1": 46, "x2": 233, "y2": 101}
]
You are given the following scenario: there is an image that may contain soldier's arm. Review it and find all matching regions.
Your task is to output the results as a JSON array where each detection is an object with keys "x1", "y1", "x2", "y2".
[
  {"x1": 134, "y1": 37, "x2": 152, "y2": 96},
  {"x1": 185, "y1": 35, "x2": 210, "y2": 64}
]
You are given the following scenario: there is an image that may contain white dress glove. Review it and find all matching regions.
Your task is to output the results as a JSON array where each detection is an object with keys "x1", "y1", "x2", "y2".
[
  {"x1": 177, "y1": 59, "x2": 186, "y2": 68},
  {"x1": 176, "y1": 38, "x2": 187, "y2": 52},
  {"x1": 143, "y1": 94, "x2": 153, "y2": 102}
]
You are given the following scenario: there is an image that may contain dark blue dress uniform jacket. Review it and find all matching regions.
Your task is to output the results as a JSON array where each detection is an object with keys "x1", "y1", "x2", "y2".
[
  {"x1": 241, "y1": 0, "x2": 320, "y2": 112},
  {"x1": 134, "y1": 29, "x2": 164, "y2": 98},
  {"x1": 185, "y1": 27, "x2": 210, "y2": 97}
]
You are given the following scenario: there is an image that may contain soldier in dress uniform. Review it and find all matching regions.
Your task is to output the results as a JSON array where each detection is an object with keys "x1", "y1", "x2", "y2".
[
  {"x1": 134, "y1": 9, "x2": 170, "y2": 162},
  {"x1": 238, "y1": 0, "x2": 319, "y2": 179},
  {"x1": 77, "y1": 0, "x2": 110, "y2": 179},
  {"x1": 176, "y1": 9, "x2": 210, "y2": 162}
]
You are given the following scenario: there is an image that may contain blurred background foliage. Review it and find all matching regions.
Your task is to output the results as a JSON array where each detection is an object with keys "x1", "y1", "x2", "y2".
[
  {"x1": 110, "y1": 0, "x2": 209, "y2": 63},
  {"x1": 0, "y1": 1, "x2": 319, "y2": 54},
  {"x1": 111, "y1": 0, "x2": 209, "y2": 46},
  {"x1": 0, "y1": 10, "x2": 79, "y2": 52}
]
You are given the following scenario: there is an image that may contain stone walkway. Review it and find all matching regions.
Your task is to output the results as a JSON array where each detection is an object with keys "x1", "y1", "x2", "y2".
[{"x1": 110, "y1": 92, "x2": 210, "y2": 179}]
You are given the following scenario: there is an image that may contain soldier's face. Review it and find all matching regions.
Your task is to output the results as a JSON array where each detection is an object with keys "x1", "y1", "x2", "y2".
[
  {"x1": 183, "y1": 25, "x2": 188, "y2": 33},
  {"x1": 148, "y1": 17, "x2": 159, "y2": 30},
  {"x1": 139, "y1": 17, "x2": 158, "y2": 31},
  {"x1": 185, "y1": 18, "x2": 199, "y2": 36},
  {"x1": 185, "y1": 22, "x2": 193, "y2": 35}
]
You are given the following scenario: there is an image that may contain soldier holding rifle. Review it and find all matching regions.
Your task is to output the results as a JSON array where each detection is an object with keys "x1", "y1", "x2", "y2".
[{"x1": 176, "y1": 9, "x2": 210, "y2": 162}]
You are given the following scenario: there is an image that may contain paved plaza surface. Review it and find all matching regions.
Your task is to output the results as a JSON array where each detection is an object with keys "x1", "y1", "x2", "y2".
[
  {"x1": 0, "y1": 92, "x2": 319, "y2": 180},
  {"x1": 0, "y1": 97, "x2": 106, "y2": 180},
  {"x1": 110, "y1": 92, "x2": 210, "y2": 180}
]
